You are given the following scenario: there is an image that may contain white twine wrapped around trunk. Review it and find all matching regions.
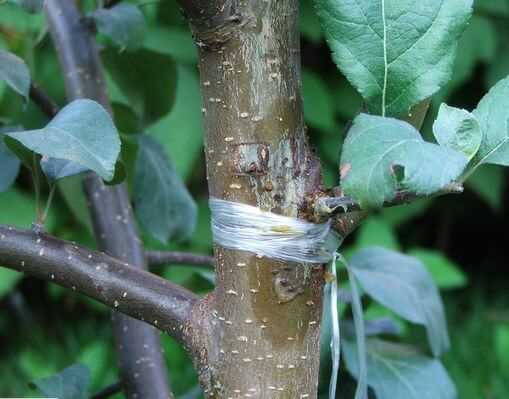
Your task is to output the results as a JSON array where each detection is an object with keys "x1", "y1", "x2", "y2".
[
  {"x1": 210, "y1": 197, "x2": 342, "y2": 264},
  {"x1": 209, "y1": 197, "x2": 347, "y2": 398}
]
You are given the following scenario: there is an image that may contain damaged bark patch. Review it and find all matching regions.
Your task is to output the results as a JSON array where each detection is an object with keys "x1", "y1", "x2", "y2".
[
  {"x1": 272, "y1": 266, "x2": 306, "y2": 303},
  {"x1": 231, "y1": 142, "x2": 270, "y2": 176}
]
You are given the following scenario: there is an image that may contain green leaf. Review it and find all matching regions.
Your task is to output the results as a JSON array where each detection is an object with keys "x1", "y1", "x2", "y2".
[
  {"x1": 340, "y1": 114, "x2": 468, "y2": 209},
  {"x1": 343, "y1": 338, "x2": 457, "y2": 399},
  {"x1": 192, "y1": 199, "x2": 213, "y2": 252},
  {"x1": 316, "y1": 0, "x2": 473, "y2": 116},
  {"x1": 112, "y1": 102, "x2": 141, "y2": 135},
  {"x1": 333, "y1": 78, "x2": 362, "y2": 120},
  {"x1": 0, "y1": 2, "x2": 44, "y2": 32},
  {"x1": 4, "y1": 99, "x2": 120, "y2": 181},
  {"x1": 155, "y1": 0, "x2": 188, "y2": 27},
  {"x1": 0, "y1": 49, "x2": 30, "y2": 99},
  {"x1": 494, "y1": 324, "x2": 509, "y2": 377},
  {"x1": 356, "y1": 216, "x2": 399, "y2": 250},
  {"x1": 0, "y1": 189, "x2": 50, "y2": 297},
  {"x1": 143, "y1": 26, "x2": 198, "y2": 64},
  {"x1": 302, "y1": 69, "x2": 336, "y2": 132},
  {"x1": 180, "y1": 386, "x2": 203, "y2": 399},
  {"x1": 32, "y1": 363, "x2": 90, "y2": 399},
  {"x1": 58, "y1": 176, "x2": 93, "y2": 233},
  {"x1": 349, "y1": 247, "x2": 450, "y2": 356},
  {"x1": 433, "y1": 103, "x2": 482, "y2": 160},
  {"x1": 476, "y1": 0, "x2": 509, "y2": 16},
  {"x1": 0, "y1": 268, "x2": 22, "y2": 298},
  {"x1": 470, "y1": 75, "x2": 509, "y2": 168},
  {"x1": 466, "y1": 165, "x2": 504, "y2": 210},
  {"x1": 364, "y1": 303, "x2": 407, "y2": 336},
  {"x1": 361, "y1": 317, "x2": 401, "y2": 336},
  {"x1": 104, "y1": 159, "x2": 126, "y2": 186},
  {"x1": 102, "y1": 48, "x2": 177, "y2": 126},
  {"x1": 485, "y1": 23, "x2": 509, "y2": 89},
  {"x1": 3, "y1": 135, "x2": 34, "y2": 169},
  {"x1": 447, "y1": 15, "x2": 496, "y2": 92},
  {"x1": 408, "y1": 248, "x2": 467, "y2": 289},
  {"x1": 0, "y1": 130, "x2": 20, "y2": 192},
  {"x1": 119, "y1": 134, "x2": 139, "y2": 190},
  {"x1": 78, "y1": 341, "x2": 111, "y2": 389},
  {"x1": 381, "y1": 198, "x2": 431, "y2": 226},
  {"x1": 134, "y1": 135, "x2": 197, "y2": 243},
  {"x1": 300, "y1": 0, "x2": 323, "y2": 43},
  {"x1": 7, "y1": 0, "x2": 43, "y2": 13},
  {"x1": 92, "y1": 3, "x2": 146, "y2": 50},
  {"x1": 147, "y1": 65, "x2": 203, "y2": 179},
  {"x1": 40, "y1": 157, "x2": 88, "y2": 182},
  {"x1": 0, "y1": 189, "x2": 57, "y2": 231}
]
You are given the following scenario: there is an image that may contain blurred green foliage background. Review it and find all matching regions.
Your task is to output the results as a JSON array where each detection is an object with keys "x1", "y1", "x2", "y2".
[{"x1": 0, "y1": 0, "x2": 508, "y2": 397}]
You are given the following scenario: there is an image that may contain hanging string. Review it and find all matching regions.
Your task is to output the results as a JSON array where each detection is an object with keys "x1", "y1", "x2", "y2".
[
  {"x1": 339, "y1": 254, "x2": 368, "y2": 399},
  {"x1": 329, "y1": 252, "x2": 341, "y2": 399}
]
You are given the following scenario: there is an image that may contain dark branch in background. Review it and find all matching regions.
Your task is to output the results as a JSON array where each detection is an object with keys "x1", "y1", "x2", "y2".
[
  {"x1": 29, "y1": 83, "x2": 59, "y2": 119},
  {"x1": 91, "y1": 381, "x2": 122, "y2": 399},
  {"x1": 146, "y1": 250, "x2": 214, "y2": 268},
  {"x1": 0, "y1": 225, "x2": 197, "y2": 339},
  {"x1": 44, "y1": 1, "x2": 175, "y2": 398},
  {"x1": 84, "y1": 181, "x2": 176, "y2": 398}
]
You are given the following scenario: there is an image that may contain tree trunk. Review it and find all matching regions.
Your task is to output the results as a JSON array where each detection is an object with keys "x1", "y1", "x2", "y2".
[{"x1": 192, "y1": 1, "x2": 325, "y2": 397}]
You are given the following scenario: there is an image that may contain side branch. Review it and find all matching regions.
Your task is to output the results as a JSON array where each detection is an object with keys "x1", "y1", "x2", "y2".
[
  {"x1": 0, "y1": 225, "x2": 198, "y2": 343},
  {"x1": 313, "y1": 183, "x2": 463, "y2": 238},
  {"x1": 29, "y1": 83, "x2": 59, "y2": 119},
  {"x1": 315, "y1": 183, "x2": 464, "y2": 219}
]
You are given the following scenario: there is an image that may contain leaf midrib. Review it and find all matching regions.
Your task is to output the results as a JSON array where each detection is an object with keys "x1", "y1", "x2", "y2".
[{"x1": 380, "y1": 0, "x2": 445, "y2": 115}]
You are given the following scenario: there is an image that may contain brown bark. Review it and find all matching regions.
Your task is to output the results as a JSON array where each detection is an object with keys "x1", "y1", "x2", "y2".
[{"x1": 183, "y1": 1, "x2": 326, "y2": 397}]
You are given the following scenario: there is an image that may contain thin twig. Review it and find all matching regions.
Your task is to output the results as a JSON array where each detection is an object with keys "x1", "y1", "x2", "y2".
[
  {"x1": 32, "y1": 153, "x2": 42, "y2": 225},
  {"x1": 29, "y1": 84, "x2": 59, "y2": 119},
  {"x1": 41, "y1": 184, "x2": 57, "y2": 225}
]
